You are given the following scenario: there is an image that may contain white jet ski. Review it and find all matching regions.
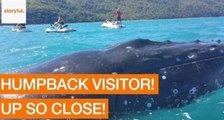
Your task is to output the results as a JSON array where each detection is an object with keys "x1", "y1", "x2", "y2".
[
  {"x1": 45, "y1": 24, "x2": 76, "y2": 33},
  {"x1": 102, "y1": 21, "x2": 124, "y2": 28},
  {"x1": 12, "y1": 28, "x2": 31, "y2": 32}
]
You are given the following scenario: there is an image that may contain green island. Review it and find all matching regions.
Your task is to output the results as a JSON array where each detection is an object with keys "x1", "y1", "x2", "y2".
[{"x1": 0, "y1": 0, "x2": 224, "y2": 24}]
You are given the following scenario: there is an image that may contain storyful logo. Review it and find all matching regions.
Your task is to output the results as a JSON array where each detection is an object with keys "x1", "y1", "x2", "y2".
[
  {"x1": 1, "y1": 0, "x2": 26, "y2": 24},
  {"x1": 4, "y1": 8, "x2": 25, "y2": 14}
]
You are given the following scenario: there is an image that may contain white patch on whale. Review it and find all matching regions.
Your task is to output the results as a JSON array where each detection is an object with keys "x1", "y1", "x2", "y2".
[
  {"x1": 183, "y1": 112, "x2": 192, "y2": 120},
  {"x1": 147, "y1": 102, "x2": 152, "y2": 108},
  {"x1": 126, "y1": 46, "x2": 132, "y2": 49},
  {"x1": 189, "y1": 87, "x2": 197, "y2": 95},
  {"x1": 53, "y1": 66, "x2": 66, "y2": 73},
  {"x1": 173, "y1": 89, "x2": 179, "y2": 95},
  {"x1": 124, "y1": 99, "x2": 128, "y2": 106},
  {"x1": 188, "y1": 54, "x2": 196, "y2": 59},
  {"x1": 53, "y1": 68, "x2": 59, "y2": 72},
  {"x1": 162, "y1": 75, "x2": 167, "y2": 80},
  {"x1": 209, "y1": 47, "x2": 216, "y2": 51}
]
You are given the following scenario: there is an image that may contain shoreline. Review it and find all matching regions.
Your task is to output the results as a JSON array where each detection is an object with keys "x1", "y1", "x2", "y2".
[{"x1": 1, "y1": 16, "x2": 224, "y2": 26}]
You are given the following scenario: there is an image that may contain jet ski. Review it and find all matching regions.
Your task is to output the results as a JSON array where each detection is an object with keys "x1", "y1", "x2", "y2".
[
  {"x1": 12, "y1": 25, "x2": 31, "y2": 32},
  {"x1": 45, "y1": 24, "x2": 76, "y2": 33},
  {"x1": 102, "y1": 20, "x2": 124, "y2": 28}
]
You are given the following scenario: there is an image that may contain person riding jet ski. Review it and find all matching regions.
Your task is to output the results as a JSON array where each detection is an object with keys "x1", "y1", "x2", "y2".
[
  {"x1": 46, "y1": 16, "x2": 76, "y2": 33},
  {"x1": 16, "y1": 24, "x2": 26, "y2": 30},
  {"x1": 54, "y1": 16, "x2": 66, "y2": 29}
]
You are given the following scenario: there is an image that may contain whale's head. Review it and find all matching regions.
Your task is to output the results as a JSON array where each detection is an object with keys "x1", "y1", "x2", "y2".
[
  {"x1": 94, "y1": 39, "x2": 224, "y2": 110},
  {"x1": 120, "y1": 39, "x2": 224, "y2": 109}
]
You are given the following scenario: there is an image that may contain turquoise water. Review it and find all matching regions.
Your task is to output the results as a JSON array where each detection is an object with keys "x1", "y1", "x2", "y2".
[{"x1": 1, "y1": 17, "x2": 224, "y2": 119}]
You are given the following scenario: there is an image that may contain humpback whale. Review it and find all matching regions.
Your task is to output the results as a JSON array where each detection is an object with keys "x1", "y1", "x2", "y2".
[{"x1": 2, "y1": 39, "x2": 224, "y2": 116}]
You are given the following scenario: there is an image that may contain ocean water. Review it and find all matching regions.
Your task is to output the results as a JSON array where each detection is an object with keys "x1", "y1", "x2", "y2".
[{"x1": 1, "y1": 17, "x2": 224, "y2": 119}]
